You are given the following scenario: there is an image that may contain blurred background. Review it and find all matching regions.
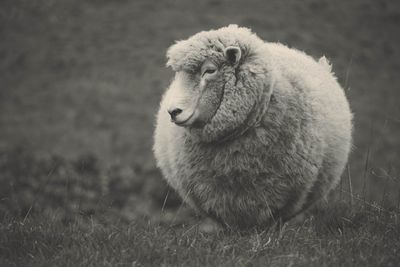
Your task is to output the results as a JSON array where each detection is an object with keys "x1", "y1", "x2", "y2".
[{"x1": 0, "y1": 0, "x2": 399, "y2": 222}]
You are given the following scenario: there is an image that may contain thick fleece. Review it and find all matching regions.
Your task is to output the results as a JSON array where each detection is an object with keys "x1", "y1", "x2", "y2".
[{"x1": 154, "y1": 25, "x2": 352, "y2": 230}]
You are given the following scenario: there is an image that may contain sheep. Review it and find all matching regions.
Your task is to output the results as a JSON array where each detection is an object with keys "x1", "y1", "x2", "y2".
[{"x1": 153, "y1": 25, "x2": 352, "y2": 230}]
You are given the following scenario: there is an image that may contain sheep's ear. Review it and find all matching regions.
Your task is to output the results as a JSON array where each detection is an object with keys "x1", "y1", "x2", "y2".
[{"x1": 224, "y1": 46, "x2": 241, "y2": 66}]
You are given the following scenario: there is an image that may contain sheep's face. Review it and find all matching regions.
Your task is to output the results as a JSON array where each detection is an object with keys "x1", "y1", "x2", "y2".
[
  {"x1": 165, "y1": 26, "x2": 272, "y2": 142},
  {"x1": 165, "y1": 57, "x2": 228, "y2": 128}
]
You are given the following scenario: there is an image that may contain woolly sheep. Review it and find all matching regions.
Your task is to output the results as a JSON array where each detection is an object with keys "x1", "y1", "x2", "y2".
[{"x1": 153, "y1": 25, "x2": 352, "y2": 230}]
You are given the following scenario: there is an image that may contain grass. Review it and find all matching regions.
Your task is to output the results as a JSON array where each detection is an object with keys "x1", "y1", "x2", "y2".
[
  {"x1": 0, "y1": 147, "x2": 399, "y2": 266},
  {"x1": 1, "y1": 201, "x2": 399, "y2": 267}
]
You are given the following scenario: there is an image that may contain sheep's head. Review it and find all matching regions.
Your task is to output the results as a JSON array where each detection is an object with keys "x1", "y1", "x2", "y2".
[{"x1": 165, "y1": 25, "x2": 274, "y2": 142}]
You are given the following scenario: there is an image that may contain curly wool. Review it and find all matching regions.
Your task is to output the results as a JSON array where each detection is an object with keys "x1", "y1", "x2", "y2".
[
  {"x1": 166, "y1": 25, "x2": 265, "y2": 72},
  {"x1": 154, "y1": 25, "x2": 352, "y2": 229}
]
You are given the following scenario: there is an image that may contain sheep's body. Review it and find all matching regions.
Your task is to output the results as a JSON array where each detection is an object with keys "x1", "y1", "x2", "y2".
[{"x1": 154, "y1": 26, "x2": 352, "y2": 229}]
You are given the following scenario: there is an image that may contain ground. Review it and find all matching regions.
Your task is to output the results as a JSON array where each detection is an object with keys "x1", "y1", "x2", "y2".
[
  {"x1": 1, "y1": 202, "x2": 400, "y2": 267},
  {"x1": 0, "y1": 0, "x2": 399, "y2": 266}
]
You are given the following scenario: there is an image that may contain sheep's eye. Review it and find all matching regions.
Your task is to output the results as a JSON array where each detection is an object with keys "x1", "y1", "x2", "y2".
[
  {"x1": 202, "y1": 68, "x2": 217, "y2": 77},
  {"x1": 205, "y1": 69, "x2": 216, "y2": 74},
  {"x1": 201, "y1": 60, "x2": 218, "y2": 78}
]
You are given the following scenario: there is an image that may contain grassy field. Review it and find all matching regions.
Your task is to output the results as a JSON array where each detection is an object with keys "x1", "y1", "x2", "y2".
[
  {"x1": 0, "y1": 0, "x2": 400, "y2": 266},
  {"x1": 0, "y1": 149, "x2": 399, "y2": 266},
  {"x1": 1, "y1": 200, "x2": 400, "y2": 266}
]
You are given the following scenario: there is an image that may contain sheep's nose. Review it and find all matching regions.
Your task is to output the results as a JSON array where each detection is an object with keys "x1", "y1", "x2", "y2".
[{"x1": 168, "y1": 108, "x2": 182, "y2": 121}]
